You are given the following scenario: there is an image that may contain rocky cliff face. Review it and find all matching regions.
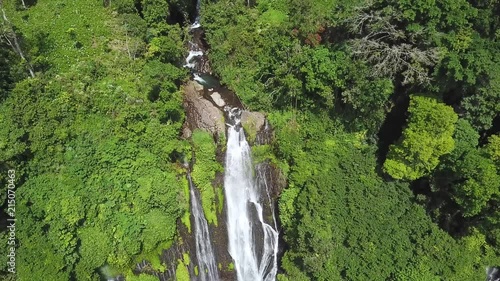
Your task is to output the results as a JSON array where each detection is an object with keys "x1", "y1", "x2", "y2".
[{"x1": 182, "y1": 81, "x2": 225, "y2": 139}]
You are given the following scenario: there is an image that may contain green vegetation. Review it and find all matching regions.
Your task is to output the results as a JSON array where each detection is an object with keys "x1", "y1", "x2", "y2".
[
  {"x1": 269, "y1": 112, "x2": 498, "y2": 281},
  {"x1": 126, "y1": 271, "x2": 159, "y2": 281},
  {"x1": 201, "y1": 0, "x2": 500, "y2": 280},
  {"x1": 191, "y1": 129, "x2": 223, "y2": 226},
  {"x1": 1, "y1": 0, "x2": 499, "y2": 280},
  {"x1": 0, "y1": 0, "x2": 192, "y2": 280},
  {"x1": 251, "y1": 145, "x2": 275, "y2": 164},
  {"x1": 175, "y1": 253, "x2": 191, "y2": 281},
  {"x1": 4, "y1": 1, "x2": 113, "y2": 72},
  {"x1": 181, "y1": 175, "x2": 192, "y2": 233},
  {"x1": 241, "y1": 113, "x2": 263, "y2": 143},
  {"x1": 384, "y1": 96, "x2": 458, "y2": 180}
]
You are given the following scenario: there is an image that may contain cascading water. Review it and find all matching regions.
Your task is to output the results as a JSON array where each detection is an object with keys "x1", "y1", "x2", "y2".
[
  {"x1": 187, "y1": 173, "x2": 220, "y2": 281},
  {"x1": 184, "y1": 50, "x2": 203, "y2": 69},
  {"x1": 184, "y1": 0, "x2": 203, "y2": 73},
  {"x1": 190, "y1": 0, "x2": 201, "y2": 30},
  {"x1": 224, "y1": 108, "x2": 279, "y2": 281}
]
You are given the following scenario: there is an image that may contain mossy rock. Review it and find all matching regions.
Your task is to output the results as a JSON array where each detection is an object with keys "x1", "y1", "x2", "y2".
[
  {"x1": 241, "y1": 111, "x2": 265, "y2": 144},
  {"x1": 175, "y1": 253, "x2": 191, "y2": 281}
]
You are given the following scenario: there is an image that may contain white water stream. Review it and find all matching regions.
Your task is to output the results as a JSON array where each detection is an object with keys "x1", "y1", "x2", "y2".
[
  {"x1": 187, "y1": 174, "x2": 220, "y2": 281},
  {"x1": 224, "y1": 108, "x2": 279, "y2": 281}
]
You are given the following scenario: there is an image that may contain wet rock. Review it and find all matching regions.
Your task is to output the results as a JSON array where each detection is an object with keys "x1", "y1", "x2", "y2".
[
  {"x1": 193, "y1": 80, "x2": 204, "y2": 91},
  {"x1": 182, "y1": 125, "x2": 192, "y2": 139},
  {"x1": 241, "y1": 111, "x2": 265, "y2": 143},
  {"x1": 256, "y1": 119, "x2": 273, "y2": 145},
  {"x1": 487, "y1": 267, "x2": 500, "y2": 281},
  {"x1": 183, "y1": 81, "x2": 225, "y2": 136},
  {"x1": 191, "y1": 27, "x2": 212, "y2": 74},
  {"x1": 210, "y1": 92, "x2": 226, "y2": 107},
  {"x1": 158, "y1": 225, "x2": 196, "y2": 281}
]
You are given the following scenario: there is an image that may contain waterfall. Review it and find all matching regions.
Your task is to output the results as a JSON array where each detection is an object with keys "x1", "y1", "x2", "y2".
[
  {"x1": 183, "y1": 5, "x2": 220, "y2": 279},
  {"x1": 224, "y1": 108, "x2": 279, "y2": 281},
  {"x1": 191, "y1": 0, "x2": 201, "y2": 30},
  {"x1": 187, "y1": 173, "x2": 220, "y2": 281}
]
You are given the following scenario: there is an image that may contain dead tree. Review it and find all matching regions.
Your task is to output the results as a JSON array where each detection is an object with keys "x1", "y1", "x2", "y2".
[
  {"x1": 0, "y1": 2, "x2": 35, "y2": 78},
  {"x1": 345, "y1": 2, "x2": 439, "y2": 85}
]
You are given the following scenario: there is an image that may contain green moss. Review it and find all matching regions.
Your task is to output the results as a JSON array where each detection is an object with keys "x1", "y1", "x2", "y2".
[
  {"x1": 182, "y1": 252, "x2": 191, "y2": 265},
  {"x1": 175, "y1": 260, "x2": 190, "y2": 281},
  {"x1": 150, "y1": 256, "x2": 166, "y2": 272},
  {"x1": 181, "y1": 210, "x2": 191, "y2": 233},
  {"x1": 201, "y1": 187, "x2": 218, "y2": 226},
  {"x1": 227, "y1": 262, "x2": 235, "y2": 271},
  {"x1": 176, "y1": 252, "x2": 191, "y2": 281},
  {"x1": 194, "y1": 265, "x2": 199, "y2": 276},
  {"x1": 181, "y1": 178, "x2": 192, "y2": 233},
  {"x1": 251, "y1": 144, "x2": 275, "y2": 164},
  {"x1": 218, "y1": 130, "x2": 227, "y2": 146},
  {"x1": 241, "y1": 116, "x2": 259, "y2": 144},
  {"x1": 191, "y1": 129, "x2": 223, "y2": 226}
]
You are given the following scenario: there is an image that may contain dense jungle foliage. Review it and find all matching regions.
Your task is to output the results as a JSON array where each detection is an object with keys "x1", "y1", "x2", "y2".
[{"x1": 0, "y1": 0, "x2": 499, "y2": 280}]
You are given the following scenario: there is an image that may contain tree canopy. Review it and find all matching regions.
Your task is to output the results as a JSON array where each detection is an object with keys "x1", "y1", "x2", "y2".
[{"x1": 1, "y1": 0, "x2": 499, "y2": 280}]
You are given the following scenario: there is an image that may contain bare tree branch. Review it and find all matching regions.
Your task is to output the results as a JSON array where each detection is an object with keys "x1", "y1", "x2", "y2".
[
  {"x1": 345, "y1": 2, "x2": 440, "y2": 85},
  {"x1": 1, "y1": 4, "x2": 35, "y2": 77}
]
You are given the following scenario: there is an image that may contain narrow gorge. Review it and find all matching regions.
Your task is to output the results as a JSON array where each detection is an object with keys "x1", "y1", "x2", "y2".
[{"x1": 135, "y1": 0, "x2": 283, "y2": 280}]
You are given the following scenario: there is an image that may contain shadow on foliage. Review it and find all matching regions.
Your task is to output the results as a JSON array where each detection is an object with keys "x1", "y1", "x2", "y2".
[{"x1": 376, "y1": 92, "x2": 409, "y2": 165}]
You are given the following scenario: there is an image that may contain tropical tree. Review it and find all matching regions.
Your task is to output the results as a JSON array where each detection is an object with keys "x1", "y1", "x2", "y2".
[{"x1": 384, "y1": 96, "x2": 458, "y2": 180}]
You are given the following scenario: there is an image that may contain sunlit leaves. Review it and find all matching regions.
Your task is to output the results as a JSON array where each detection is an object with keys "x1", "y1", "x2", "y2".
[
  {"x1": 384, "y1": 96, "x2": 458, "y2": 180},
  {"x1": 76, "y1": 226, "x2": 113, "y2": 279},
  {"x1": 486, "y1": 134, "x2": 500, "y2": 165},
  {"x1": 191, "y1": 129, "x2": 223, "y2": 225}
]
